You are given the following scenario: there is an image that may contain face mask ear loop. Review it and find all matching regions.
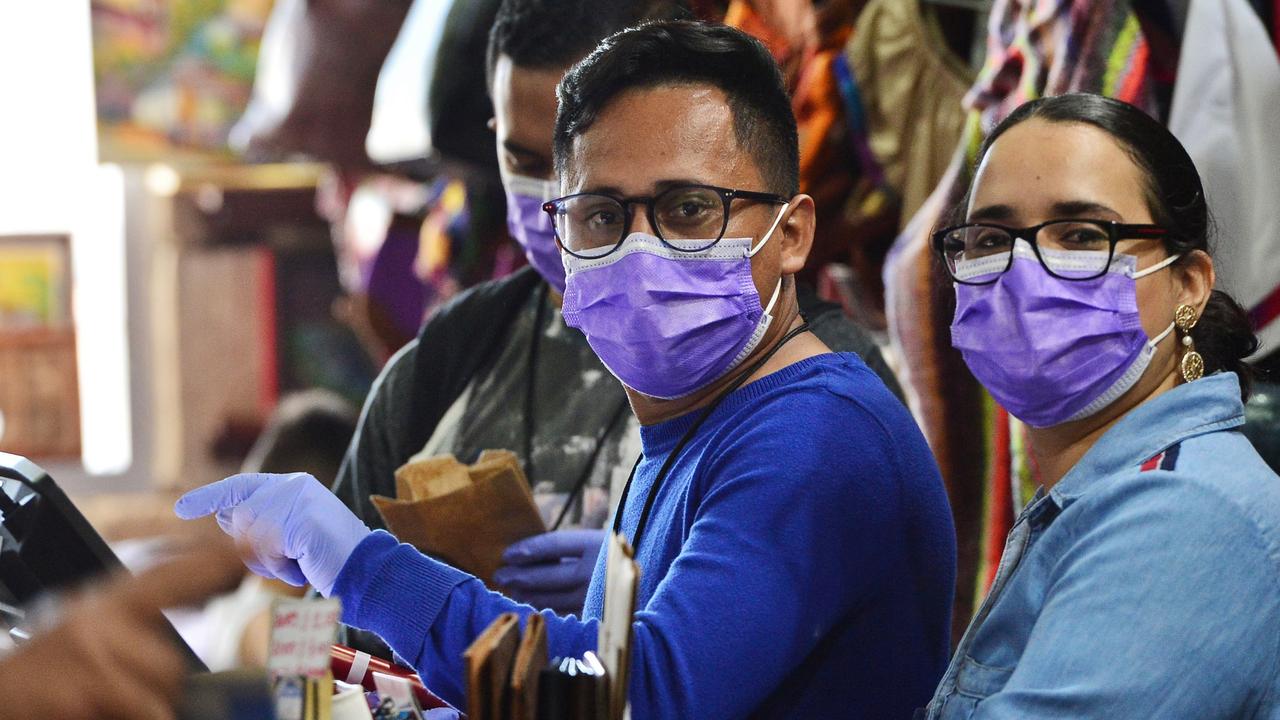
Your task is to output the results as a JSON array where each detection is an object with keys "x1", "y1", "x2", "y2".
[
  {"x1": 1132, "y1": 253, "x2": 1181, "y2": 279},
  {"x1": 762, "y1": 277, "x2": 783, "y2": 315},
  {"x1": 747, "y1": 203, "x2": 790, "y2": 258},
  {"x1": 1150, "y1": 320, "x2": 1176, "y2": 346}
]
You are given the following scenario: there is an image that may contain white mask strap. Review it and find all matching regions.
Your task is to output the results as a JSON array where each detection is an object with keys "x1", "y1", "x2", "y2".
[
  {"x1": 1132, "y1": 253, "x2": 1181, "y2": 279},
  {"x1": 747, "y1": 203, "x2": 790, "y2": 257},
  {"x1": 1150, "y1": 320, "x2": 1176, "y2": 346},
  {"x1": 763, "y1": 277, "x2": 783, "y2": 315}
]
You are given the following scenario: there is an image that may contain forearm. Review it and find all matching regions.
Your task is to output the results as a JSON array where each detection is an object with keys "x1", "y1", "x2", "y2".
[{"x1": 333, "y1": 532, "x2": 597, "y2": 707}]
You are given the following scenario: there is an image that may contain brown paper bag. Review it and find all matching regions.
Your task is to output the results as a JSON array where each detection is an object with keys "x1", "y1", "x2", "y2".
[
  {"x1": 394, "y1": 455, "x2": 472, "y2": 501},
  {"x1": 371, "y1": 451, "x2": 546, "y2": 586}
]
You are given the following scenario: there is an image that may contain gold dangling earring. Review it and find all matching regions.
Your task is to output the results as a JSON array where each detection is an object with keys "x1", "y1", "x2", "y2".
[{"x1": 1174, "y1": 303, "x2": 1204, "y2": 382}]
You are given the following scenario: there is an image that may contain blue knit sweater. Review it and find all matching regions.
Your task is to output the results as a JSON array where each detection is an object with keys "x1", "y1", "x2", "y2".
[{"x1": 334, "y1": 353, "x2": 955, "y2": 719}]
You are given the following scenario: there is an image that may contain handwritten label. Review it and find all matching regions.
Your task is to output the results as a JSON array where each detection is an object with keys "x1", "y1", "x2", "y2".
[{"x1": 267, "y1": 598, "x2": 341, "y2": 679}]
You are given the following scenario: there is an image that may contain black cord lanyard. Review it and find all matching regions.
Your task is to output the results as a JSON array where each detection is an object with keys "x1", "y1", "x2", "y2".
[
  {"x1": 611, "y1": 322, "x2": 813, "y2": 551},
  {"x1": 524, "y1": 283, "x2": 631, "y2": 530}
]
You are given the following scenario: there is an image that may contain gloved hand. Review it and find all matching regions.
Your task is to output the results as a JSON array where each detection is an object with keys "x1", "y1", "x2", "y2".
[
  {"x1": 174, "y1": 472, "x2": 371, "y2": 597},
  {"x1": 493, "y1": 529, "x2": 606, "y2": 615}
]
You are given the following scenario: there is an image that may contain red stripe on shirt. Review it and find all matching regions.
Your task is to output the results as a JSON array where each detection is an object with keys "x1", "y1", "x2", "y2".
[{"x1": 1141, "y1": 453, "x2": 1164, "y2": 472}]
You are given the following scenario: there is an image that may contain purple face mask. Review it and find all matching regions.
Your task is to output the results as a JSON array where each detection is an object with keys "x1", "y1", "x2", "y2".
[
  {"x1": 951, "y1": 241, "x2": 1178, "y2": 427},
  {"x1": 503, "y1": 173, "x2": 566, "y2": 293},
  {"x1": 561, "y1": 206, "x2": 787, "y2": 400}
]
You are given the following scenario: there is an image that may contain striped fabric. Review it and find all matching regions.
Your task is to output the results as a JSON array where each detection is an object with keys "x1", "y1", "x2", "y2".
[{"x1": 1139, "y1": 443, "x2": 1182, "y2": 472}]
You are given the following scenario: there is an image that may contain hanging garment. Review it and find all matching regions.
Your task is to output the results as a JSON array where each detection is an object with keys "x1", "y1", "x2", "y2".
[
  {"x1": 882, "y1": 0, "x2": 1177, "y2": 637},
  {"x1": 1168, "y1": 0, "x2": 1280, "y2": 356},
  {"x1": 846, "y1": 0, "x2": 972, "y2": 226},
  {"x1": 725, "y1": 1, "x2": 899, "y2": 328}
]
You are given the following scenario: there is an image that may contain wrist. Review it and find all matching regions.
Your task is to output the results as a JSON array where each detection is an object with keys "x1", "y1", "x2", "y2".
[
  {"x1": 329, "y1": 530, "x2": 391, "y2": 604},
  {"x1": 333, "y1": 531, "x2": 470, "y2": 648}
]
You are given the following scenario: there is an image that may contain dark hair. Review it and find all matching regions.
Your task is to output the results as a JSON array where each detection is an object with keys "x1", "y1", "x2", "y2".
[
  {"x1": 973, "y1": 93, "x2": 1258, "y2": 399},
  {"x1": 486, "y1": 0, "x2": 689, "y2": 87},
  {"x1": 552, "y1": 20, "x2": 800, "y2": 197}
]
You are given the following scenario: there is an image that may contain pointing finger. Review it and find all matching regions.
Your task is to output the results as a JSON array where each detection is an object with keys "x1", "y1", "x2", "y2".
[
  {"x1": 174, "y1": 473, "x2": 306, "y2": 520},
  {"x1": 174, "y1": 474, "x2": 268, "y2": 519}
]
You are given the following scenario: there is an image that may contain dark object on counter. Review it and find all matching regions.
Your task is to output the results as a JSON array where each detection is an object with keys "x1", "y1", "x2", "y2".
[
  {"x1": 1243, "y1": 381, "x2": 1280, "y2": 474},
  {"x1": 0, "y1": 452, "x2": 206, "y2": 672},
  {"x1": 536, "y1": 653, "x2": 609, "y2": 720},
  {"x1": 178, "y1": 669, "x2": 276, "y2": 720}
]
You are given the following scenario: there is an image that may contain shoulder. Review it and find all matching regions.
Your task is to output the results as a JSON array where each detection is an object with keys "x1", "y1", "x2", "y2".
[
  {"x1": 797, "y1": 288, "x2": 906, "y2": 400},
  {"x1": 401, "y1": 267, "x2": 541, "y2": 388},
  {"x1": 416, "y1": 267, "x2": 540, "y2": 342},
  {"x1": 704, "y1": 354, "x2": 939, "y2": 501},
  {"x1": 362, "y1": 269, "x2": 541, "y2": 445},
  {"x1": 371, "y1": 337, "x2": 421, "y2": 399},
  {"x1": 1068, "y1": 433, "x2": 1280, "y2": 593},
  {"x1": 758, "y1": 353, "x2": 920, "y2": 451}
]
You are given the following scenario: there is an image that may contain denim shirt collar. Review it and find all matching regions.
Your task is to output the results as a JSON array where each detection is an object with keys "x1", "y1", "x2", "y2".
[{"x1": 1049, "y1": 372, "x2": 1246, "y2": 508}]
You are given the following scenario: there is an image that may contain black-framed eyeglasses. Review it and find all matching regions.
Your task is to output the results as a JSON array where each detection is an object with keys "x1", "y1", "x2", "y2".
[
  {"x1": 541, "y1": 183, "x2": 789, "y2": 259},
  {"x1": 932, "y1": 218, "x2": 1169, "y2": 285}
]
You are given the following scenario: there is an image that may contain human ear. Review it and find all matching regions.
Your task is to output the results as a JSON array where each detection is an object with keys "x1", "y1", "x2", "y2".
[
  {"x1": 1176, "y1": 249, "x2": 1215, "y2": 317},
  {"x1": 776, "y1": 193, "x2": 815, "y2": 276}
]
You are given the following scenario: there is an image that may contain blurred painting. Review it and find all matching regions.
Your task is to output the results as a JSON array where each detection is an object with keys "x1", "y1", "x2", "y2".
[
  {"x1": 0, "y1": 235, "x2": 71, "y2": 331},
  {"x1": 91, "y1": 0, "x2": 271, "y2": 160},
  {"x1": 0, "y1": 234, "x2": 80, "y2": 458}
]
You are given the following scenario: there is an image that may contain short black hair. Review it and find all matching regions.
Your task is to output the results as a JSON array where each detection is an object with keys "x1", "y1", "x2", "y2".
[
  {"x1": 486, "y1": 0, "x2": 689, "y2": 86},
  {"x1": 553, "y1": 20, "x2": 800, "y2": 197}
]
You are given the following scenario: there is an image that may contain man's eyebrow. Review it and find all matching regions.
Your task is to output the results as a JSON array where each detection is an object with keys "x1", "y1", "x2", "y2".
[
  {"x1": 577, "y1": 179, "x2": 708, "y2": 197},
  {"x1": 577, "y1": 184, "x2": 623, "y2": 196},
  {"x1": 501, "y1": 139, "x2": 547, "y2": 160},
  {"x1": 652, "y1": 178, "x2": 706, "y2": 191}
]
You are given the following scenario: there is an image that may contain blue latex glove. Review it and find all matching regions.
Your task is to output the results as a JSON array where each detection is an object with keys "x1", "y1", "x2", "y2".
[
  {"x1": 492, "y1": 529, "x2": 606, "y2": 615},
  {"x1": 174, "y1": 472, "x2": 371, "y2": 597}
]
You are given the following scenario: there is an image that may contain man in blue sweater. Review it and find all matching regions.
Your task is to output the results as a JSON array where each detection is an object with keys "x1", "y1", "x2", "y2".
[{"x1": 177, "y1": 21, "x2": 956, "y2": 718}]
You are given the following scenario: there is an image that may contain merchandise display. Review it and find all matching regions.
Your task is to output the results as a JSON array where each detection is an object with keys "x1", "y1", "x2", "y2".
[{"x1": 4, "y1": 0, "x2": 1280, "y2": 717}]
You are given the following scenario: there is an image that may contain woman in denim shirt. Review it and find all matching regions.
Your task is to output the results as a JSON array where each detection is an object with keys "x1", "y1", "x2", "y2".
[{"x1": 922, "y1": 93, "x2": 1280, "y2": 718}]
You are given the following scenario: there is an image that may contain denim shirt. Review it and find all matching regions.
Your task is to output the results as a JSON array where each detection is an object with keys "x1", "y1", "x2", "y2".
[{"x1": 924, "y1": 372, "x2": 1280, "y2": 719}]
